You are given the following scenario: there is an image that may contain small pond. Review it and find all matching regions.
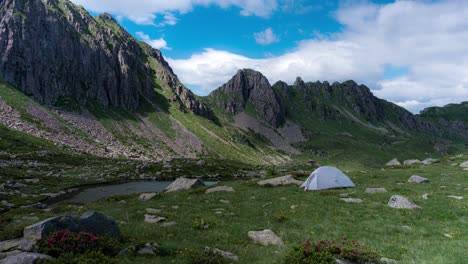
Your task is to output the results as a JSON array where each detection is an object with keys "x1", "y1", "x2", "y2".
[{"x1": 63, "y1": 180, "x2": 217, "y2": 204}]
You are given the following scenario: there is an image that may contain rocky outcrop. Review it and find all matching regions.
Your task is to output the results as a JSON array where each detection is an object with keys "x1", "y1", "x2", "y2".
[
  {"x1": 0, "y1": 0, "x2": 211, "y2": 118},
  {"x1": 164, "y1": 177, "x2": 205, "y2": 192},
  {"x1": 208, "y1": 69, "x2": 285, "y2": 127}
]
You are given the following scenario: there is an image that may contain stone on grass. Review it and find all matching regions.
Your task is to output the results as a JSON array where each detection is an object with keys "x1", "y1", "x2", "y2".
[
  {"x1": 403, "y1": 159, "x2": 422, "y2": 165},
  {"x1": 0, "y1": 238, "x2": 35, "y2": 253},
  {"x1": 0, "y1": 252, "x2": 52, "y2": 264},
  {"x1": 385, "y1": 159, "x2": 401, "y2": 166},
  {"x1": 23, "y1": 211, "x2": 120, "y2": 240},
  {"x1": 165, "y1": 177, "x2": 205, "y2": 192},
  {"x1": 421, "y1": 193, "x2": 429, "y2": 200},
  {"x1": 119, "y1": 243, "x2": 160, "y2": 256},
  {"x1": 422, "y1": 158, "x2": 437, "y2": 165},
  {"x1": 408, "y1": 175, "x2": 429, "y2": 183},
  {"x1": 380, "y1": 257, "x2": 400, "y2": 263},
  {"x1": 257, "y1": 175, "x2": 302, "y2": 187},
  {"x1": 459, "y1": 161, "x2": 468, "y2": 168},
  {"x1": 138, "y1": 193, "x2": 157, "y2": 201},
  {"x1": 447, "y1": 195, "x2": 463, "y2": 200},
  {"x1": 161, "y1": 221, "x2": 177, "y2": 227},
  {"x1": 24, "y1": 179, "x2": 39, "y2": 184},
  {"x1": 144, "y1": 214, "x2": 166, "y2": 223},
  {"x1": 1, "y1": 200, "x2": 14, "y2": 207},
  {"x1": 247, "y1": 230, "x2": 284, "y2": 246},
  {"x1": 366, "y1": 188, "x2": 387, "y2": 194},
  {"x1": 387, "y1": 195, "x2": 421, "y2": 209},
  {"x1": 339, "y1": 198, "x2": 363, "y2": 204},
  {"x1": 205, "y1": 247, "x2": 239, "y2": 262},
  {"x1": 205, "y1": 186, "x2": 235, "y2": 194}
]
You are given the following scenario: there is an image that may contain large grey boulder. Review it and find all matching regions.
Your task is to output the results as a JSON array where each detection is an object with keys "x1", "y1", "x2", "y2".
[
  {"x1": 23, "y1": 211, "x2": 120, "y2": 240},
  {"x1": 257, "y1": 175, "x2": 302, "y2": 187},
  {"x1": 0, "y1": 252, "x2": 52, "y2": 264},
  {"x1": 385, "y1": 159, "x2": 401, "y2": 166},
  {"x1": 165, "y1": 177, "x2": 205, "y2": 193},
  {"x1": 205, "y1": 186, "x2": 235, "y2": 194},
  {"x1": 408, "y1": 175, "x2": 429, "y2": 183},
  {"x1": 387, "y1": 195, "x2": 421, "y2": 209},
  {"x1": 403, "y1": 159, "x2": 422, "y2": 165},
  {"x1": 0, "y1": 239, "x2": 35, "y2": 253},
  {"x1": 247, "y1": 230, "x2": 284, "y2": 246}
]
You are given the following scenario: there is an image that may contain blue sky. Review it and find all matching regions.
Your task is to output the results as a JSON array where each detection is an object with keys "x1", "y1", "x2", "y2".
[{"x1": 71, "y1": 0, "x2": 468, "y2": 113}]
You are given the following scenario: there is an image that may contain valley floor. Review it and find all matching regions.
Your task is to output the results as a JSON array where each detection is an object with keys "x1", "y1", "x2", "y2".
[{"x1": 1, "y1": 154, "x2": 467, "y2": 263}]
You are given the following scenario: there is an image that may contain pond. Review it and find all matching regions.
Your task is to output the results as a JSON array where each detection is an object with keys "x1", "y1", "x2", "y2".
[{"x1": 63, "y1": 180, "x2": 217, "y2": 204}]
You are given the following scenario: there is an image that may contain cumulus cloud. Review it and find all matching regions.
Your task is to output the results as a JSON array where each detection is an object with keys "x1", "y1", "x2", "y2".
[
  {"x1": 168, "y1": 0, "x2": 468, "y2": 112},
  {"x1": 254, "y1": 28, "x2": 280, "y2": 45},
  {"x1": 135, "y1": 32, "x2": 170, "y2": 50},
  {"x1": 70, "y1": 0, "x2": 278, "y2": 25}
]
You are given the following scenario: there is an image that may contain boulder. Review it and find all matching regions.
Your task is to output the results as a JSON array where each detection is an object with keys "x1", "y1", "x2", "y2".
[
  {"x1": 408, "y1": 175, "x2": 429, "y2": 183},
  {"x1": 138, "y1": 193, "x2": 158, "y2": 201},
  {"x1": 165, "y1": 177, "x2": 205, "y2": 193},
  {"x1": 365, "y1": 188, "x2": 387, "y2": 194},
  {"x1": 447, "y1": 195, "x2": 463, "y2": 200},
  {"x1": 196, "y1": 160, "x2": 206, "y2": 166},
  {"x1": 385, "y1": 159, "x2": 401, "y2": 166},
  {"x1": 23, "y1": 211, "x2": 120, "y2": 240},
  {"x1": 0, "y1": 239, "x2": 35, "y2": 253},
  {"x1": 387, "y1": 195, "x2": 421, "y2": 209},
  {"x1": 205, "y1": 247, "x2": 239, "y2": 262},
  {"x1": 257, "y1": 175, "x2": 302, "y2": 186},
  {"x1": 119, "y1": 243, "x2": 160, "y2": 256},
  {"x1": 403, "y1": 159, "x2": 422, "y2": 165},
  {"x1": 339, "y1": 198, "x2": 363, "y2": 204},
  {"x1": 459, "y1": 161, "x2": 468, "y2": 168},
  {"x1": 421, "y1": 193, "x2": 429, "y2": 200},
  {"x1": 0, "y1": 252, "x2": 52, "y2": 264},
  {"x1": 422, "y1": 158, "x2": 438, "y2": 165},
  {"x1": 144, "y1": 214, "x2": 166, "y2": 224},
  {"x1": 205, "y1": 186, "x2": 235, "y2": 194},
  {"x1": 247, "y1": 230, "x2": 284, "y2": 246}
]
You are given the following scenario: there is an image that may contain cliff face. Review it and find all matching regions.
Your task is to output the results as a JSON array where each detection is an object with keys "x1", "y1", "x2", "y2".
[
  {"x1": 208, "y1": 69, "x2": 285, "y2": 127},
  {"x1": 0, "y1": 0, "x2": 211, "y2": 117}
]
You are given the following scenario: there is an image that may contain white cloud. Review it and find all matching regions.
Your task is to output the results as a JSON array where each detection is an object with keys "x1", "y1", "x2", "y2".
[
  {"x1": 70, "y1": 0, "x2": 278, "y2": 25},
  {"x1": 135, "y1": 32, "x2": 170, "y2": 50},
  {"x1": 168, "y1": 0, "x2": 468, "y2": 112},
  {"x1": 254, "y1": 28, "x2": 280, "y2": 45}
]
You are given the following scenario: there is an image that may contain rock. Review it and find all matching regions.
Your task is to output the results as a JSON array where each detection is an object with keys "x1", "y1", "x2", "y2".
[
  {"x1": 385, "y1": 159, "x2": 401, "y2": 166},
  {"x1": 257, "y1": 175, "x2": 302, "y2": 186},
  {"x1": 119, "y1": 243, "x2": 159, "y2": 256},
  {"x1": 447, "y1": 195, "x2": 463, "y2": 200},
  {"x1": 145, "y1": 208, "x2": 162, "y2": 214},
  {"x1": 365, "y1": 188, "x2": 387, "y2": 193},
  {"x1": 408, "y1": 175, "x2": 429, "y2": 183},
  {"x1": 0, "y1": 238, "x2": 35, "y2": 253},
  {"x1": 459, "y1": 161, "x2": 468, "y2": 168},
  {"x1": 422, "y1": 158, "x2": 438, "y2": 165},
  {"x1": 23, "y1": 211, "x2": 120, "y2": 240},
  {"x1": 387, "y1": 195, "x2": 421, "y2": 209},
  {"x1": 444, "y1": 233, "x2": 453, "y2": 238},
  {"x1": 403, "y1": 159, "x2": 422, "y2": 165},
  {"x1": 196, "y1": 160, "x2": 206, "y2": 166},
  {"x1": 137, "y1": 243, "x2": 159, "y2": 255},
  {"x1": 205, "y1": 247, "x2": 239, "y2": 262},
  {"x1": 205, "y1": 186, "x2": 235, "y2": 194},
  {"x1": 247, "y1": 230, "x2": 284, "y2": 246},
  {"x1": 161, "y1": 221, "x2": 177, "y2": 227},
  {"x1": 219, "y1": 199, "x2": 230, "y2": 204},
  {"x1": 0, "y1": 252, "x2": 52, "y2": 264},
  {"x1": 421, "y1": 193, "x2": 429, "y2": 200},
  {"x1": 138, "y1": 193, "x2": 158, "y2": 201},
  {"x1": 23, "y1": 179, "x2": 39, "y2": 184},
  {"x1": 20, "y1": 203, "x2": 47, "y2": 210},
  {"x1": 165, "y1": 177, "x2": 205, "y2": 192},
  {"x1": 335, "y1": 259, "x2": 353, "y2": 264},
  {"x1": 340, "y1": 198, "x2": 363, "y2": 204},
  {"x1": 380, "y1": 257, "x2": 400, "y2": 263},
  {"x1": 144, "y1": 214, "x2": 166, "y2": 224}
]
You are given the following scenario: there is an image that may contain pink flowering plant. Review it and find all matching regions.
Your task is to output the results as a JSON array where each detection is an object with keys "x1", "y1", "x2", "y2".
[
  {"x1": 37, "y1": 230, "x2": 119, "y2": 258},
  {"x1": 283, "y1": 237, "x2": 380, "y2": 264}
]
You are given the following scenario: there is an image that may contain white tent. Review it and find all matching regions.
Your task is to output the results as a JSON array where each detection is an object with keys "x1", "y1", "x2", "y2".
[{"x1": 301, "y1": 166, "x2": 355, "y2": 191}]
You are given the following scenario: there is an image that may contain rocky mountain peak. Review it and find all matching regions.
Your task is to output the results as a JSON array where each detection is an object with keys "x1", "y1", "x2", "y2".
[{"x1": 209, "y1": 69, "x2": 285, "y2": 127}]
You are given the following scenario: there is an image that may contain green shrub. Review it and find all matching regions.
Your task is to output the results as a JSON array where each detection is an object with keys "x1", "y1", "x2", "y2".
[
  {"x1": 283, "y1": 237, "x2": 380, "y2": 264},
  {"x1": 42, "y1": 251, "x2": 118, "y2": 264},
  {"x1": 179, "y1": 249, "x2": 228, "y2": 264},
  {"x1": 37, "y1": 230, "x2": 122, "y2": 258},
  {"x1": 192, "y1": 218, "x2": 214, "y2": 229},
  {"x1": 274, "y1": 212, "x2": 288, "y2": 223}
]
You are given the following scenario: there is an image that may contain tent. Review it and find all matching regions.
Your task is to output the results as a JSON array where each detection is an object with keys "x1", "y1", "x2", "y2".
[{"x1": 301, "y1": 166, "x2": 355, "y2": 191}]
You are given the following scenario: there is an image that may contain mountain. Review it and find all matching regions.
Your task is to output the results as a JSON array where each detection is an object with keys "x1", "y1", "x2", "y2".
[
  {"x1": 419, "y1": 102, "x2": 468, "y2": 139},
  {"x1": 0, "y1": 0, "x2": 465, "y2": 166}
]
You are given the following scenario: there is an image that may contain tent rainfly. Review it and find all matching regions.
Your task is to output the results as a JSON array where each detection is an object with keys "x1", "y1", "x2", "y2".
[{"x1": 301, "y1": 166, "x2": 355, "y2": 191}]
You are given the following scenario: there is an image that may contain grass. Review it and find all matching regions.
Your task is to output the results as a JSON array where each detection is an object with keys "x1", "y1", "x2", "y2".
[{"x1": 2, "y1": 154, "x2": 466, "y2": 263}]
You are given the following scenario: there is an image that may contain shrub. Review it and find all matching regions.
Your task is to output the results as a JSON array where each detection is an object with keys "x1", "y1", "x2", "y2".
[
  {"x1": 37, "y1": 230, "x2": 121, "y2": 258},
  {"x1": 274, "y1": 212, "x2": 288, "y2": 223},
  {"x1": 283, "y1": 237, "x2": 380, "y2": 264},
  {"x1": 42, "y1": 251, "x2": 118, "y2": 264},
  {"x1": 192, "y1": 218, "x2": 213, "y2": 229},
  {"x1": 179, "y1": 248, "x2": 228, "y2": 264}
]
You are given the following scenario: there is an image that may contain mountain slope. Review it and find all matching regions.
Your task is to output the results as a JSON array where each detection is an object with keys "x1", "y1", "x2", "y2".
[{"x1": 419, "y1": 102, "x2": 468, "y2": 139}]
